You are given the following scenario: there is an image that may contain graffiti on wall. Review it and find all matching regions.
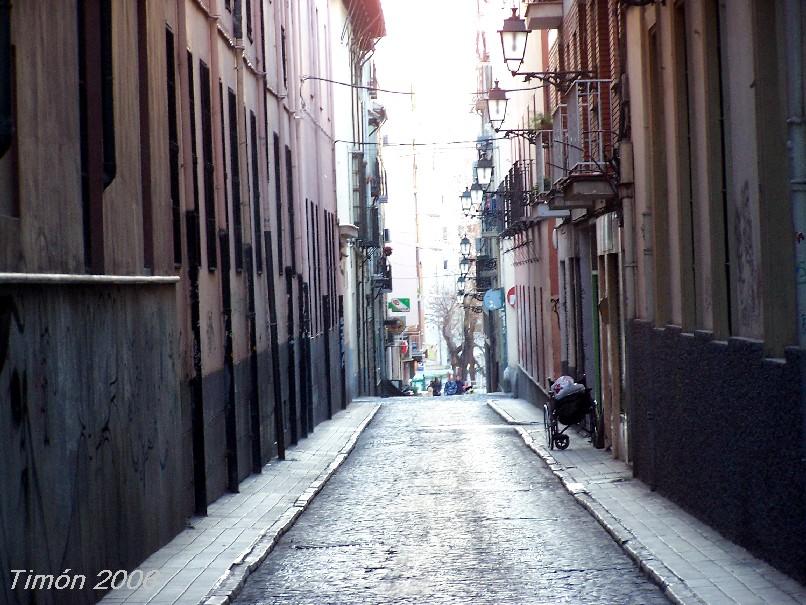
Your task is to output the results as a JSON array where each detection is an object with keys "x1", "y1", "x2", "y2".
[{"x1": 734, "y1": 181, "x2": 761, "y2": 330}]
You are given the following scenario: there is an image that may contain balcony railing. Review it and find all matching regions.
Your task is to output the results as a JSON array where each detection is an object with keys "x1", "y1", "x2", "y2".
[
  {"x1": 551, "y1": 103, "x2": 568, "y2": 186},
  {"x1": 533, "y1": 129, "x2": 556, "y2": 197},
  {"x1": 481, "y1": 195, "x2": 504, "y2": 236},
  {"x1": 564, "y1": 79, "x2": 614, "y2": 178}
]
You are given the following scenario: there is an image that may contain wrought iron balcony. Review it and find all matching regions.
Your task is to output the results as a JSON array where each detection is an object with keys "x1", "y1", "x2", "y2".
[{"x1": 548, "y1": 79, "x2": 618, "y2": 208}]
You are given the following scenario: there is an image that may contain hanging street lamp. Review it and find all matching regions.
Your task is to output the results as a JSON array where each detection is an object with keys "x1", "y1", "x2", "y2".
[
  {"x1": 498, "y1": 8, "x2": 529, "y2": 75},
  {"x1": 459, "y1": 256, "x2": 471, "y2": 277},
  {"x1": 486, "y1": 81, "x2": 508, "y2": 131},
  {"x1": 496, "y1": 9, "x2": 592, "y2": 89},
  {"x1": 475, "y1": 157, "x2": 494, "y2": 188},
  {"x1": 470, "y1": 182, "x2": 485, "y2": 209},
  {"x1": 460, "y1": 187, "x2": 472, "y2": 214},
  {"x1": 460, "y1": 236, "x2": 472, "y2": 258}
]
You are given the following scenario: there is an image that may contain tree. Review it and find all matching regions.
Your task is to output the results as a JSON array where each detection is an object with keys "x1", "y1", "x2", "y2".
[{"x1": 425, "y1": 286, "x2": 483, "y2": 381}]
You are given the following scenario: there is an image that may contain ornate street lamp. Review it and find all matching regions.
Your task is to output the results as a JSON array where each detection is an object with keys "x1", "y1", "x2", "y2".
[
  {"x1": 459, "y1": 187, "x2": 472, "y2": 214},
  {"x1": 486, "y1": 81, "x2": 508, "y2": 130},
  {"x1": 496, "y1": 10, "x2": 592, "y2": 89},
  {"x1": 460, "y1": 236, "x2": 472, "y2": 258},
  {"x1": 459, "y1": 256, "x2": 471, "y2": 277},
  {"x1": 498, "y1": 8, "x2": 529, "y2": 75},
  {"x1": 475, "y1": 157, "x2": 494, "y2": 188},
  {"x1": 470, "y1": 182, "x2": 485, "y2": 209}
]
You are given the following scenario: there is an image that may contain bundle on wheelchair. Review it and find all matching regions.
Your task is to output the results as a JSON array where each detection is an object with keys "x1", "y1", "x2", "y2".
[{"x1": 543, "y1": 375, "x2": 599, "y2": 450}]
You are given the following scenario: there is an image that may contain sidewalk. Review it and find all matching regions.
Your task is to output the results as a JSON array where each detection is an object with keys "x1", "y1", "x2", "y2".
[
  {"x1": 99, "y1": 400, "x2": 380, "y2": 605},
  {"x1": 487, "y1": 395, "x2": 806, "y2": 605}
]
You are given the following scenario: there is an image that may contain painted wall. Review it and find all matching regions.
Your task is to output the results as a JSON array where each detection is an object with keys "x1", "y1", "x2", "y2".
[{"x1": 0, "y1": 1, "x2": 361, "y2": 600}]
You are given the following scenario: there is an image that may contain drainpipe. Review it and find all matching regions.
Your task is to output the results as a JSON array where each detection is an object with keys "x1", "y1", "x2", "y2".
[{"x1": 783, "y1": 0, "x2": 806, "y2": 467}]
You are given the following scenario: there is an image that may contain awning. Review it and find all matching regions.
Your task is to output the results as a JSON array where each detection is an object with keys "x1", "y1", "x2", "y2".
[{"x1": 344, "y1": 0, "x2": 386, "y2": 48}]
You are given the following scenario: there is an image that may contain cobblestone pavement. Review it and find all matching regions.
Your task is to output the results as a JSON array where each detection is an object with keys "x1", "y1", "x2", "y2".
[{"x1": 234, "y1": 395, "x2": 670, "y2": 604}]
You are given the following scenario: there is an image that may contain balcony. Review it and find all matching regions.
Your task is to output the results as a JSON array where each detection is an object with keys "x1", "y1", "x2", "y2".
[
  {"x1": 481, "y1": 198, "x2": 504, "y2": 237},
  {"x1": 525, "y1": 1, "x2": 563, "y2": 30},
  {"x1": 372, "y1": 257, "x2": 392, "y2": 292},
  {"x1": 549, "y1": 80, "x2": 617, "y2": 209},
  {"x1": 532, "y1": 128, "x2": 557, "y2": 199}
]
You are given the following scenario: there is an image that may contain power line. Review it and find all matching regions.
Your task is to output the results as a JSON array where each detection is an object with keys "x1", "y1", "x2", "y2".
[
  {"x1": 301, "y1": 75, "x2": 414, "y2": 95},
  {"x1": 334, "y1": 136, "x2": 511, "y2": 147}
]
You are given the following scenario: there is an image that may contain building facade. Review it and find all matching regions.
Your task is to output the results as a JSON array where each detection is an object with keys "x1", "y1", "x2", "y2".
[
  {"x1": 622, "y1": 0, "x2": 805, "y2": 583},
  {"x1": 486, "y1": 0, "x2": 806, "y2": 583},
  {"x1": 0, "y1": 1, "x2": 384, "y2": 603}
]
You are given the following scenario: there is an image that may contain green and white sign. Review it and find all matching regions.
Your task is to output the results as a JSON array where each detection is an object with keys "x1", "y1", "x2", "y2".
[{"x1": 387, "y1": 297, "x2": 411, "y2": 313}]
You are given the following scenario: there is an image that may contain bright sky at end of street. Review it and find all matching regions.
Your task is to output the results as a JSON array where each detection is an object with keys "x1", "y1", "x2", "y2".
[{"x1": 375, "y1": 0, "x2": 483, "y2": 144}]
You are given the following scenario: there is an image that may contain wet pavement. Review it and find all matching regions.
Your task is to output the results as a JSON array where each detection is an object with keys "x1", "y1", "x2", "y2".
[{"x1": 234, "y1": 395, "x2": 670, "y2": 604}]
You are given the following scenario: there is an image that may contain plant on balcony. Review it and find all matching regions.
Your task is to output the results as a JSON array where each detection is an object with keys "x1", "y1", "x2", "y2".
[{"x1": 531, "y1": 112, "x2": 552, "y2": 130}]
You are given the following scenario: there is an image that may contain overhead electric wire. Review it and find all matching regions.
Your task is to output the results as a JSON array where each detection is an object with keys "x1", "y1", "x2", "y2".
[
  {"x1": 301, "y1": 75, "x2": 414, "y2": 95},
  {"x1": 334, "y1": 135, "x2": 513, "y2": 147}
]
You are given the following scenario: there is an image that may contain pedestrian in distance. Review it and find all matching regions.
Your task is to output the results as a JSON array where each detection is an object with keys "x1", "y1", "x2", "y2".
[
  {"x1": 431, "y1": 377, "x2": 442, "y2": 396},
  {"x1": 444, "y1": 373, "x2": 460, "y2": 396},
  {"x1": 455, "y1": 373, "x2": 468, "y2": 394}
]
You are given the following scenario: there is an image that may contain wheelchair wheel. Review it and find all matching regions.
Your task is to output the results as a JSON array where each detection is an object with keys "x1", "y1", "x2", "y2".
[
  {"x1": 555, "y1": 434, "x2": 570, "y2": 450},
  {"x1": 590, "y1": 399, "x2": 605, "y2": 449},
  {"x1": 543, "y1": 404, "x2": 554, "y2": 450}
]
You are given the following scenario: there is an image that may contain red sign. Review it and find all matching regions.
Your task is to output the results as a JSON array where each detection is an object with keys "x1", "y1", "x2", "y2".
[
  {"x1": 507, "y1": 286, "x2": 517, "y2": 308},
  {"x1": 401, "y1": 340, "x2": 409, "y2": 356}
]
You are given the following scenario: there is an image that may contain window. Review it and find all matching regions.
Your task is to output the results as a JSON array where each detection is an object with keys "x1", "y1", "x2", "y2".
[
  {"x1": 228, "y1": 88, "x2": 243, "y2": 270},
  {"x1": 273, "y1": 133, "x2": 283, "y2": 273},
  {"x1": 673, "y1": 2, "x2": 697, "y2": 330},
  {"x1": 219, "y1": 80, "x2": 229, "y2": 235},
  {"x1": 315, "y1": 204, "x2": 322, "y2": 332},
  {"x1": 100, "y1": 0, "x2": 115, "y2": 189},
  {"x1": 0, "y1": 2, "x2": 18, "y2": 217},
  {"x1": 166, "y1": 28, "x2": 181, "y2": 265},
  {"x1": 187, "y1": 51, "x2": 201, "y2": 268},
  {"x1": 232, "y1": 0, "x2": 242, "y2": 39},
  {"x1": 246, "y1": 0, "x2": 252, "y2": 41},
  {"x1": 648, "y1": 26, "x2": 670, "y2": 325},
  {"x1": 78, "y1": 0, "x2": 116, "y2": 271},
  {"x1": 249, "y1": 110, "x2": 262, "y2": 272},
  {"x1": 280, "y1": 27, "x2": 288, "y2": 89},
  {"x1": 199, "y1": 61, "x2": 216, "y2": 269},
  {"x1": 0, "y1": 2, "x2": 10, "y2": 161},
  {"x1": 285, "y1": 144, "x2": 296, "y2": 268},
  {"x1": 136, "y1": 0, "x2": 153, "y2": 269},
  {"x1": 706, "y1": 0, "x2": 731, "y2": 336}
]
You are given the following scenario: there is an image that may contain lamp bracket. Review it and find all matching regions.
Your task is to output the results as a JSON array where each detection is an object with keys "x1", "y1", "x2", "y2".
[
  {"x1": 511, "y1": 70, "x2": 594, "y2": 90},
  {"x1": 499, "y1": 129, "x2": 542, "y2": 144}
]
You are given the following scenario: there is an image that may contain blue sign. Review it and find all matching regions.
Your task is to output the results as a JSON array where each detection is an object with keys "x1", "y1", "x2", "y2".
[{"x1": 483, "y1": 288, "x2": 505, "y2": 311}]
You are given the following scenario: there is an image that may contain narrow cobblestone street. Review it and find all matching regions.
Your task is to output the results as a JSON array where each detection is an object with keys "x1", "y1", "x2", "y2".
[{"x1": 234, "y1": 396, "x2": 669, "y2": 604}]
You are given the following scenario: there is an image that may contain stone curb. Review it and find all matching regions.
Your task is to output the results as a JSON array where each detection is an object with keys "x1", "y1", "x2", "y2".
[
  {"x1": 200, "y1": 403, "x2": 382, "y2": 605},
  {"x1": 487, "y1": 399, "x2": 706, "y2": 605}
]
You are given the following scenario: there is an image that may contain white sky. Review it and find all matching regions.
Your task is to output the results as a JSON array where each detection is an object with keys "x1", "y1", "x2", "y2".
[
  {"x1": 372, "y1": 0, "x2": 492, "y2": 349},
  {"x1": 374, "y1": 0, "x2": 481, "y2": 144}
]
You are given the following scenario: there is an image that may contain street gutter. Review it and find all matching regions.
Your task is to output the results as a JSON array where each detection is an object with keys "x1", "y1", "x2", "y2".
[
  {"x1": 487, "y1": 399, "x2": 705, "y2": 605},
  {"x1": 201, "y1": 403, "x2": 381, "y2": 605}
]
